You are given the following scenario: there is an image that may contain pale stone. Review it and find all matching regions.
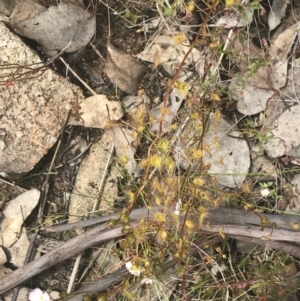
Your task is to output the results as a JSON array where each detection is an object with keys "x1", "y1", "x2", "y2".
[
  {"x1": 1, "y1": 189, "x2": 40, "y2": 247},
  {"x1": 0, "y1": 246, "x2": 7, "y2": 265},
  {"x1": 69, "y1": 131, "x2": 119, "y2": 226}
]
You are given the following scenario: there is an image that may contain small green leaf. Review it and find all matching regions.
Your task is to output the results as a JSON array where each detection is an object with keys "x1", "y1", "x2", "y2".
[
  {"x1": 238, "y1": 32, "x2": 245, "y2": 44},
  {"x1": 250, "y1": 281, "x2": 266, "y2": 290}
]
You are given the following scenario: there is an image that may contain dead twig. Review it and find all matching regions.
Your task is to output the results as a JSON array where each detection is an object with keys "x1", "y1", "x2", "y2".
[
  {"x1": 59, "y1": 57, "x2": 97, "y2": 96},
  {"x1": 229, "y1": 234, "x2": 300, "y2": 258},
  {"x1": 43, "y1": 206, "x2": 300, "y2": 233},
  {"x1": 0, "y1": 222, "x2": 129, "y2": 294},
  {"x1": 2, "y1": 206, "x2": 300, "y2": 294},
  {"x1": 201, "y1": 224, "x2": 300, "y2": 242},
  {"x1": 64, "y1": 267, "x2": 129, "y2": 301}
]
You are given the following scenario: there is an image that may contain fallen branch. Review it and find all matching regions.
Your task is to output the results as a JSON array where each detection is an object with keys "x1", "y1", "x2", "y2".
[
  {"x1": 42, "y1": 206, "x2": 162, "y2": 232},
  {"x1": 64, "y1": 267, "x2": 128, "y2": 301},
  {"x1": 201, "y1": 224, "x2": 300, "y2": 242},
  {"x1": 2, "y1": 206, "x2": 300, "y2": 294},
  {"x1": 228, "y1": 235, "x2": 300, "y2": 258},
  {"x1": 44, "y1": 206, "x2": 300, "y2": 233},
  {"x1": 0, "y1": 223, "x2": 128, "y2": 294}
]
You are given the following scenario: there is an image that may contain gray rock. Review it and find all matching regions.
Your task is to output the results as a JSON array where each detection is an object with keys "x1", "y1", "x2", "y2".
[{"x1": 0, "y1": 22, "x2": 84, "y2": 173}]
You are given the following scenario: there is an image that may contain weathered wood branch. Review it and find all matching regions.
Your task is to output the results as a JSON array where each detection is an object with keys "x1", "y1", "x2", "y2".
[
  {"x1": 201, "y1": 224, "x2": 300, "y2": 242},
  {"x1": 0, "y1": 223, "x2": 128, "y2": 294},
  {"x1": 228, "y1": 235, "x2": 300, "y2": 258},
  {"x1": 44, "y1": 206, "x2": 300, "y2": 233},
  {"x1": 64, "y1": 267, "x2": 128, "y2": 301},
  {"x1": 1, "y1": 206, "x2": 300, "y2": 294},
  {"x1": 43, "y1": 206, "x2": 162, "y2": 232}
]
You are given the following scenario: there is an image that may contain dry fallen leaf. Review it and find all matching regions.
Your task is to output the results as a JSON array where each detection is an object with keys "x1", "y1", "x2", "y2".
[
  {"x1": 280, "y1": 57, "x2": 300, "y2": 101},
  {"x1": 1, "y1": 189, "x2": 40, "y2": 267},
  {"x1": 1, "y1": 189, "x2": 40, "y2": 247},
  {"x1": 112, "y1": 126, "x2": 140, "y2": 176},
  {"x1": 263, "y1": 104, "x2": 300, "y2": 158},
  {"x1": 105, "y1": 41, "x2": 147, "y2": 95},
  {"x1": 174, "y1": 117, "x2": 250, "y2": 188},
  {"x1": 268, "y1": 0, "x2": 287, "y2": 31},
  {"x1": 285, "y1": 174, "x2": 300, "y2": 214},
  {"x1": 68, "y1": 94, "x2": 124, "y2": 129},
  {"x1": 213, "y1": 7, "x2": 254, "y2": 28},
  {"x1": 10, "y1": 1, "x2": 95, "y2": 56},
  {"x1": 0, "y1": 0, "x2": 14, "y2": 16},
  {"x1": 270, "y1": 60, "x2": 288, "y2": 89},
  {"x1": 149, "y1": 85, "x2": 187, "y2": 135},
  {"x1": 229, "y1": 78, "x2": 274, "y2": 115},
  {"x1": 226, "y1": 23, "x2": 297, "y2": 115},
  {"x1": 269, "y1": 23, "x2": 299, "y2": 62},
  {"x1": 136, "y1": 33, "x2": 203, "y2": 77}
]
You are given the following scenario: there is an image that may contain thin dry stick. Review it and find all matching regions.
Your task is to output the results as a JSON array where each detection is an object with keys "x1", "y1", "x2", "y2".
[
  {"x1": 0, "y1": 178, "x2": 27, "y2": 192},
  {"x1": 38, "y1": 111, "x2": 72, "y2": 223},
  {"x1": 67, "y1": 254, "x2": 82, "y2": 294},
  {"x1": 91, "y1": 43, "x2": 105, "y2": 61},
  {"x1": 77, "y1": 248, "x2": 102, "y2": 284},
  {"x1": 59, "y1": 57, "x2": 97, "y2": 95},
  {"x1": 65, "y1": 267, "x2": 129, "y2": 301},
  {"x1": 155, "y1": 2, "x2": 173, "y2": 35},
  {"x1": 93, "y1": 142, "x2": 115, "y2": 212}
]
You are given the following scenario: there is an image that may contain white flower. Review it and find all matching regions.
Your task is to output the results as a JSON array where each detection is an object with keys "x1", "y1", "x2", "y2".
[
  {"x1": 125, "y1": 261, "x2": 143, "y2": 276},
  {"x1": 29, "y1": 288, "x2": 50, "y2": 301},
  {"x1": 141, "y1": 278, "x2": 153, "y2": 285},
  {"x1": 211, "y1": 263, "x2": 228, "y2": 276},
  {"x1": 260, "y1": 188, "x2": 270, "y2": 197}
]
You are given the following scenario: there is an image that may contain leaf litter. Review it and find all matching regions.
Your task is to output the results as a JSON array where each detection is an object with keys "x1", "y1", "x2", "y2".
[{"x1": 104, "y1": 41, "x2": 147, "y2": 95}]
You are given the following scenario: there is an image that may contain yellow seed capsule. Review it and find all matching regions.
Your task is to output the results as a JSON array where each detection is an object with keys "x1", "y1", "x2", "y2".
[
  {"x1": 173, "y1": 33, "x2": 187, "y2": 44},
  {"x1": 244, "y1": 202, "x2": 254, "y2": 210},
  {"x1": 211, "y1": 93, "x2": 221, "y2": 101},
  {"x1": 209, "y1": 42, "x2": 219, "y2": 49},
  {"x1": 292, "y1": 222, "x2": 300, "y2": 231},
  {"x1": 225, "y1": 0, "x2": 238, "y2": 7},
  {"x1": 186, "y1": 1, "x2": 195, "y2": 13},
  {"x1": 97, "y1": 293, "x2": 108, "y2": 301}
]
